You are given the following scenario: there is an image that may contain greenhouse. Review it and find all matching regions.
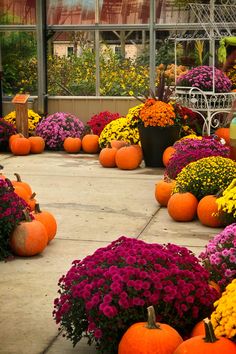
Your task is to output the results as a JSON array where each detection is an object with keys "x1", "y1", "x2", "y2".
[{"x1": 0, "y1": 1, "x2": 236, "y2": 354}]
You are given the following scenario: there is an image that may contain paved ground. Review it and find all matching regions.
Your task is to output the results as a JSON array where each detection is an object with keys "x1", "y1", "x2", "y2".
[{"x1": 0, "y1": 152, "x2": 222, "y2": 354}]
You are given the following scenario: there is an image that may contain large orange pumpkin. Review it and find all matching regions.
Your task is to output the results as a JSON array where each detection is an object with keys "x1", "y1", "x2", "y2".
[
  {"x1": 173, "y1": 319, "x2": 236, "y2": 354},
  {"x1": 33, "y1": 203, "x2": 57, "y2": 243},
  {"x1": 155, "y1": 179, "x2": 176, "y2": 207},
  {"x1": 81, "y1": 134, "x2": 100, "y2": 153},
  {"x1": 167, "y1": 192, "x2": 198, "y2": 221},
  {"x1": 99, "y1": 147, "x2": 117, "y2": 168},
  {"x1": 197, "y1": 195, "x2": 223, "y2": 228},
  {"x1": 28, "y1": 136, "x2": 45, "y2": 154},
  {"x1": 162, "y1": 146, "x2": 176, "y2": 167},
  {"x1": 10, "y1": 136, "x2": 31, "y2": 155},
  {"x1": 11, "y1": 173, "x2": 32, "y2": 196},
  {"x1": 115, "y1": 145, "x2": 141, "y2": 170},
  {"x1": 214, "y1": 127, "x2": 230, "y2": 145},
  {"x1": 63, "y1": 137, "x2": 82, "y2": 153},
  {"x1": 118, "y1": 306, "x2": 183, "y2": 354},
  {"x1": 10, "y1": 213, "x2": 48, "y2": 256}
]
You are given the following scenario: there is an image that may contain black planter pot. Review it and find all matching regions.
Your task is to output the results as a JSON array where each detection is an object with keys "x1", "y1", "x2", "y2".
[{"x1": 138, "y1": 124, "x2": 180, "y2": 167}]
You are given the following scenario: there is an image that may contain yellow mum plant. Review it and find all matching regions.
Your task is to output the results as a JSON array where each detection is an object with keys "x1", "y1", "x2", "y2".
[
  {"x1": 211, "y1": 278, "x2": 236, "y2": 340},
  {"x1": 3, "y1": 109, "x2": 42, "y2": 135},
  {"x1": 217, "y1": 178, "x2": 236, "y2": 225}
]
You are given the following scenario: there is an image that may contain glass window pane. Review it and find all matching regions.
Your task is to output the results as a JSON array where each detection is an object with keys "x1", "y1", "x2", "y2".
[
  {"x1": 157, "y1": 1, "x2": 193, "y2": 24},
  {"x1": 100, "y1": 0, "x2": 150, "y2": 24},
  {"x1": 99, "y1": 30, "x2": 150, "y2": 96},
  {"x1": 0, "y1": 0, "x2": 36, "y2": 25},
  {"x1": 47, "y1": 31, "x2": 96, "y2": 96},
  {"x1": 47, "y1": 0, "x2": 95, "y2": 25},
  {"x1": 1, "y1": 31, "x2": 37, "y2": 96}
]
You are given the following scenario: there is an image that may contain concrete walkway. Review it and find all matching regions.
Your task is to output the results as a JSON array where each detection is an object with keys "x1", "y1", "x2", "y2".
[{"x1": 0, "y1": 152, "x2": 221, "y2": 354}]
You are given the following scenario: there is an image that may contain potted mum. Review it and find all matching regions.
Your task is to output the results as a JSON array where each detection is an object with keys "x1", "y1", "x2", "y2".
[{"x1": 131, "y1": 72, "x2": 196, "y2": 167}]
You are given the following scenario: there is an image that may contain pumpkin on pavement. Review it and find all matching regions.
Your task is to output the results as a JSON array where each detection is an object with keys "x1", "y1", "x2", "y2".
[
  {"x1": 33, "y1": 203, "x2": 57, "y2": 242},
  {"x1": 99, "y1": 147, "x2": 117, "y2": 167},
  {"x1": 167, "y1": 192, "x2": 198, "y2": 221},
  {"x1": 28, "y1": 136, "x2": 45, "y2": 154},
  {"x1": 197, "y1": 195, "x2": 223, "y2": 228},
  {"x1": 82, "y1": 134, "x2": 100, "y2": 153},
  {"x1": 63, "y1": 137, "x2": 81, "y2": 153}
]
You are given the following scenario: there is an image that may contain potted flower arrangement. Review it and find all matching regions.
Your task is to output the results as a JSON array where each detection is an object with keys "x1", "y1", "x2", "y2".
[
  {"x1": 53, "y1": 236, "x2": 218, "y2": 354},
  {"x1": 128, "y1": 72, "x2": 197, "y2": 167}
]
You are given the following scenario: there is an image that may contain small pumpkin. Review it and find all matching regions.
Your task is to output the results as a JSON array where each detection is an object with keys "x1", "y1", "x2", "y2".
[
  {"x1": 27, "y1": 192, "x2": 37, "y2": 211},
  {"x1": 118, "y1": 306, "x2": 183, "y2": 354},
  {"x1": 11, "y1": 173, "x2": 32, "y2": 196},
  {"x1": 115, "y1": 145, "x2": 141, "y2": 170},
  {"x1": 63, "y1": 137, "x2": 82, "y2": 153},
  {"x1": 214, "y1": 127, "x2": 230, "y2": 145},
  {"x1": 110, "y1": 140, "x2": 128, "y2": 150},
  {"x1": 81, "y1": 134, "x2": 100, "y2": 153},
  {"x1": 10, "y1": 136, "x2": 31, "y2": 155},
  {"x1": 28, "y1": 136, "x2": 45, "y2": 154},
  {"x1": 167, "y1": 192, "x2": 198, "y2": 221},
  {"x1": 190, "y1": 320, "x2": 205, "y2": 337},
  {"x1": 162, "y1": 146, "x2": 176, "y2": 167},
  {"x1": 33, "y1": 203, "x2": 57, "y2": 242},
  {"x1": 197, "y1": 195, "x2": 223, "y2": 228},
  {"x1": 173, "y1": 318, "x2": 236, "y2": 354},
  {"x1": 10, "y1": 211, "x2": 48, "y2": 256},
  {"x1": 155, "y1": 179, "x2": 176, "y2": 207},
  {"x1": 99, "y1": 147, "x2": 117, "y2": 168},
  {"x1": 13, "y1": 184, "x2": 31, "y2": 202},
  {"x1": 9, "y1": 133, "x2": 22, "y2": 148}
]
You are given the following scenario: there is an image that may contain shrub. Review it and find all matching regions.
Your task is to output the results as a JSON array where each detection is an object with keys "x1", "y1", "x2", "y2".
[
  {"x1": 53, "y1": 236, "x2": 218, "y2": 354},
  {"x1": 35, "y1": 112, "x2": 85, "y2": 150},
  {"x1": 174, "y1": 156, "x2": 236, "y2": 200}
]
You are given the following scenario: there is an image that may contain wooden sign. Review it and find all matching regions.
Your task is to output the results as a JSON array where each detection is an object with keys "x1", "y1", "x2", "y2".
[
  {"x1": 12, "y1": 94, "x2": 30, "y2": 104},
  {"x1": 12, "y1": 94, "x2": 30, "y2": 137}
]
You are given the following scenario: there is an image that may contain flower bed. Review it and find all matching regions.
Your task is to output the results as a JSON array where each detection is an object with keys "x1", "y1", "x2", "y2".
[{"x1": 53, "y1": 236, "x2": 218, "y2": 354}]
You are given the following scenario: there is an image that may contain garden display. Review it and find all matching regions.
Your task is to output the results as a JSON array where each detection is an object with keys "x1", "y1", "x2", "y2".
[
  {"x1": 53, "y1": 236, "x2": 218, "y2": 354},
  {"x1": 35, "y1": 112, "x2": 85, "y2": 150}
]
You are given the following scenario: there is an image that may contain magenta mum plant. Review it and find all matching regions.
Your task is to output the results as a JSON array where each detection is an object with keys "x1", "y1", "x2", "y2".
[
  {"x1": 0, "y1": 119, "x2": 17, "y2": 150},
  {"x1": 53, "y1": 236, "x2": 218, "y2": 354},
  {"x1": 35, "y1": 112, "x2": 85, "y2": 150},
  {"x1": 177, "y1": 66, "x2": 232, "y2": 93},
  {"x1": 199, "y1": 223, "x2": 236, "y2": 292},
  {"x1": 0, "y1": 178, "x2": 32, "y2": 260},
  {"x1": 166, "y1": 136, "x2": 230, "y2": 179},
  {"x1": 87, "y1": 111, "x2": 120, "y2": 136}
]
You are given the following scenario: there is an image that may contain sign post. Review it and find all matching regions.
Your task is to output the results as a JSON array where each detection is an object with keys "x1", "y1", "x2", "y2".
[{"x1": 12, "y1": 94, "x2": 30, "y2": 137}]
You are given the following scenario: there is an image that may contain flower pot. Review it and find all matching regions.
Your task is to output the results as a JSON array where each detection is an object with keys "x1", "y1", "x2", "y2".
[{"x1": 138, "y1": 125, "x2": 180, "y2": 167}]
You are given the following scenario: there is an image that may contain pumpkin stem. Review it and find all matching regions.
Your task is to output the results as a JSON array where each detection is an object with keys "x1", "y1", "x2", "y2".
[
  {"x1": 22, "y1": 209, "x2": 32, "y2": 222},
  {"x1": 203, "y1": 318, "x2": 218, "y2": 343},
  {"x1": 30, "y1": 192, "x2": 36, "y2": 200},
  {"x1": 14, "y1": 173, "x2": 22, "y2": 182},
  {"x1": 34, "y1": 203, "x2": 41, "y2": 214},
  {"x1": 145, "y1": 306, "x2": 160, "y2": 329}
]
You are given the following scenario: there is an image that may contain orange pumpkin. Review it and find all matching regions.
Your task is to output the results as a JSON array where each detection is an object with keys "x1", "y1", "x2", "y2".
[
  {"x1": 63, "y1": 137, "x2": 82, "y2": 153},
  {"x1": 155, "y1": 179, "x2": 176, "y2": 207},
  {"x1": 167, "y1": 192, "x2": 198, "y2": 221},
  {"x1": 162, "y1": 146, "x2": 176, "y2": 167},
  {"x1": 132, "y1": 144, "x2": 143, "y2": 164},
  {"x1": 10, "y1": 136, "x2": 31, "y2": 155},
  {"x1": 115, "y1": 145, "x2": 141, "y2": 170},
  {"x1": 118, "y1": 306, "x2": 183, "y2": 354},
  {"x1": 33, "y1": 203, "x2": 57, "y2": 243},
  {"x1": 190, "y1": 320, "x2": 205, "y2": 337},
  {"x1": 99, "y1": 147, "x2": 117, "y2": 168},
  {"x1": 10, "y1": 212, "x2": 48, "y2": 256},
  {"x1": 197, "y1": 195, "x2": 223, "y2": 228},
  {"x1": 110, "y1": 140, "x2": 128, "y2": 149},
  {"x1": 11, "y1": 173, "x2": 32, "y2": 196},
  {"x1": 214, "y1": 127, "x2": 230, "y2": 145},
  {"x1": 173, "y1": 319, "x2": 236, "y2": 354},
  {"x1": 27, "y1": 192, "x2": 37, "y2": 211},
  {"x1": 13, "y1": 184, "x2": 30, "y2": 202},
  {"x1": 28, "y1": 136, "x2": 45, "y2": 154},
  {"x1": 9, "y1": 133, "x2": 22, "y2": 148},
  {"x1": 81, "y1": 134, "x2": 100, "y2": 153}
]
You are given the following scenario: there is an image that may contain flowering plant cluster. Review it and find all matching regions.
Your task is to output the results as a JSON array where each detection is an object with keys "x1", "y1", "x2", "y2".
[
  {"x1": 36, "y1": 112, "x2": 85, "y2": 150},
  {"x1": 87, "y1": 111, "x2": 120, "y2": 136},
  {"x1": 211, "y1": 279, "x2": 236, "y2": 340},
  {"x1": 225, "y1": 61, "x2": 236, "y2": 89},
  {"x1": 139, "y1": 98, "x2": 176, "y2": 127},
  {"x1": 216, "y1": 178, "x2": 236, "y2": 225},
  {"x1": 166, "y1": 136, "x2": 230, "y2": 179},
  {"x1": 177, "y1": 66, "x2": 232, "y2": 93},
  {"x1": 125, "y1": 103, "x2": 144, "y2": 127},
  {"x1": 0, "y1": 119, "x2": 17, "y2": 150},
  {"x1": 3, "y1": 109, "x2": 42, "y2": 135},
  {"x1": 53, "y1": 236, "x2": 218, "y2": 354},
  {"x1": 98, "y1": 117, "x2": 139, "y2": 148},
  {"x1": 199, "y1": 223, "x2": 236, "y2": 291},
  {"x1": 174, "y1": 156, "x2": 236, "y2": 200},
  {"x1": 0, "y1": 178, "x2": 32, "y2": 260}
]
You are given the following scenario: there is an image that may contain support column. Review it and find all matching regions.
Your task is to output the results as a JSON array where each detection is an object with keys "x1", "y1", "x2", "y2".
[
  {"x1": 149, "y1": 0, "x2": 156, "y2": 93},
  {"x1": 36, "y1": 0, "x2": 47, "y2": 114}
]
